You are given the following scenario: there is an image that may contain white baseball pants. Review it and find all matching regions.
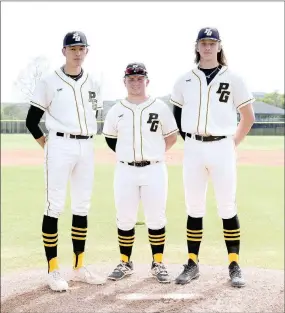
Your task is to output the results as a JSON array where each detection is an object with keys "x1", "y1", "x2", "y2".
[
  {"x1": 43, "y1": 131, "x2": 95, "y2": 218},
  {"x1": 183, "y1": 136, "x2": 237, "y2": 219}
]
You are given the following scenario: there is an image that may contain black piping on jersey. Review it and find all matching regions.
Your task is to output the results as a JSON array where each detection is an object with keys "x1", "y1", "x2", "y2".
[
  {"x1": 80, "y1": 75, "x2": 89, "y2": 136},
  {"x1": 170, "y1": 98, "x2": 183, "y2": 108},
  {"x1": 192, "y1": 71, "x2": 202, "y2": 134},
  {"x1": 204, "y1": 85, "x2": 212, "y2": 136},
  {"x1": 237, "y1": 98, "x2": 255, "y2": 109},
  {"x1": 140, "y1": 99, "x2": 156, "y2": 160},
  {"x1": 120, "y1": 101, "x2": 136, "y2": 161},
  {"x1": 55, "y1": 71, "x2": 83, "y2": 135}
]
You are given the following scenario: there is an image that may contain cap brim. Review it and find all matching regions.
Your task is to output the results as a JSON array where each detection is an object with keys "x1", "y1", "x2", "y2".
[
  {"x1": 64, "y1": 43, "x2": 89, "y2": 47},
  {"x1": 198, "y1": 38, "x2": 220, "y2": 42}
]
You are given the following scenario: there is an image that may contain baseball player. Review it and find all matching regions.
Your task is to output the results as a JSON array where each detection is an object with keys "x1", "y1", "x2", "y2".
[
  {"x1": 103, "y1": 62, "x2": 178, "y2": 283},
  {"x1": 170, "y1": 27, "x2": 255, "y2": 287},
  {"x1": 25, "y1": 31, "x2": 106, "y2": 291}
]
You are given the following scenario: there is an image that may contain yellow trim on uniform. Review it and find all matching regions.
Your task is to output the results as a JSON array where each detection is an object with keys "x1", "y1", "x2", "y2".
[
  {"x1": 229, "y1": 253, "x2": 239, "y2": 263},
  {"x1": 188, "y1": 253, "x2": 198, "y2": 263},
  {"x1": 43, "y1": 237, "x2": 58, "y2": 243},
  {"x1": 119, "y1": 239, "x2": 135, "y2": 243},
  {"x1": 140, "y1": 99, "x2": 156, "y2": 160},
  {"x1": 153, "y1": 253, "x2": 163, "y2": 263},
  {"x1": 44, "y1": 243, "x2": 58, "y2": 247},
  {"x1": 73, "y1": 252, "x2": 84, "y2": 269},
  {"x1": 186, "y1": 237, "x2": 202, "y2": 242},
  {"x1": 236, "y1": 98, "x2": 255, "y2": 109},
  {"x1": 163, "y1": 128, "x2": 179, "y2": 138},
  {"x1": 192, "y1": 70, "x2": 202, "y2": 134},
  {"x1": 71, "y1": 231, "x2": 87, "y2": 236},
  {"x1": 218, "y1": 66, "x2": 228, "y2": 76},
  {"x1": 80, "y1": 74, "x2": 89, "y2": 136},
  {"x1": 224, "y1": 237, "x2": 240, "y2": 241},
  {"x1": 223, "y1": 229, "x2": 240, "y2": 233},
  {"x1": 49, "y1": 257, "x2": 59, "y2": 272},
  {"x1": 187, "y1": 229, "x2": 203, "y2": 233},
  {"x1": 149, "y1": 238, "x2": 165, "y2": 242},
  {"x1": 120, "y1": 101, "x2": 136, "y2": 161},
  {"x1": 186, "y1": 233, "x2": 203, "y2": 237},
  {"x1": 72, "y1": 226, "x2": 88, "y2": 231},
  {"x1": 118, "y1": 235, "x2": 135, "y2": 239},
  {"x1": 72, "y1": 236, "x2": 86, "y2": 240},
  {"x1": 42, "y1": 232, "x2": 58, "y2": 237},
  {"x1": 55, "y1": 71, "x2": 83, "y2": 134},
  {"x1": 121, "y1": 254, "x2": 129, "y2": 262},
  {"x1": 150, "y1": 242, "x2": 165, "y2": 246},
  {"x1": 119, "y1": 243, "x2": 134, "y2": 247},
  {"x1": 148, "y1": 234, "x2": 165, "y2": 238},
  {"x1": 170, "y1": 98, "x2": 183, "y2": 108},
  {"x1": 204, "y1": 85, "x2": 212, "y2": 135}
]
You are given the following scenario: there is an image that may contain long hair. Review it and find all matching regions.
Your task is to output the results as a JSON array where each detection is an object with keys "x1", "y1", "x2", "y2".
[{"x1": 194, "y1": 46, "x2": 228, "y2": 66}]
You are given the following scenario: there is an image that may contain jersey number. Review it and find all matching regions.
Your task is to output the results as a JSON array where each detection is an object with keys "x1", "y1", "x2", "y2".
[
  {"x1": 216, "y1": 83, "x2": 230, "y2": 103},
  {"x1": 147, "y1": 113, "x2": 159, "y2": 132}
]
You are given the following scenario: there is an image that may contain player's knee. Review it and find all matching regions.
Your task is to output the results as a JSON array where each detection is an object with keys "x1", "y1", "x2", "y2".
[
  {"x1": 145, "y1": 217, "x2": 166, "y2": 230},
  {"x1": 116, "y1": 220, "x2": 136, "y2": 231},
  {"x1": 218, "y1": 206, "x2": 237, "y2": 219}
]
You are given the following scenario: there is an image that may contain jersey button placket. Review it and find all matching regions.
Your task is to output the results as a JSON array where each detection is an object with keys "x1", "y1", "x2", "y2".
[{"x1": 134, "y1": 108, "x2": 142, "y2": 161}]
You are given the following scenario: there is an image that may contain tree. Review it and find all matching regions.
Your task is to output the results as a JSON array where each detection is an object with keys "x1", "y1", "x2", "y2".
[
  {"x1": 14, "y1": 56, "x2": 50, "y2": 101},
  {"x1": 257, "y1": 91, "x2": 285, "y2": 109}
]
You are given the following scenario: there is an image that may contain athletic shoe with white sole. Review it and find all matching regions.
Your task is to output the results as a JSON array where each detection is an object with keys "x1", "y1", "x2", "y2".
[
  {"x1": 71, "y1": 266, "x2": 106, "y2": 285},
  {"x1": 47, "y1": 270, "x2": 69, "y2": 292},
  {"x1": 108, "y1": 261, "x2": 134, "y2": 281},
  {"x1": 229, "y1": 261, "x2": 246, "y2": 288},
  {"x1": 151, "y1": 262, "x2": 171, "y2": 283}
]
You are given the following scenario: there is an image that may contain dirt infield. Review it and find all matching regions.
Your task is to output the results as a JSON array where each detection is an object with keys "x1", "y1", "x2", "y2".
[
  {"x1": 1, "y1": 264, "x2": 284, "y2": 313},
  {"x1": 1, "y1": 148, "x2": 284, "y2": 167}
]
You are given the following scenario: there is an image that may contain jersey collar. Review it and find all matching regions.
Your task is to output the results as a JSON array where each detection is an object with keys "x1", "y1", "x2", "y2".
[{"x1": 55, "y1": 67, "x2": 88, "y2": 85}]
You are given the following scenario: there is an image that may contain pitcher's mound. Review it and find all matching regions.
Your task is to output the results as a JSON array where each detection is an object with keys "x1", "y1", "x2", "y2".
[{"x1": 1, "y1": 263, "x2": 284, "y2": 313}]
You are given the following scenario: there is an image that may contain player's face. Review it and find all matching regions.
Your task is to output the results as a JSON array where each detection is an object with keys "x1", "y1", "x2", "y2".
[
  {"x1": 197, "y1": 39, "x2": 220, "y2": 61},
  {"x1": 62, "y1": 46, "x2": 88, "y2": 67},
  {"x1": 124, "y1": 75, "x2": 149, "y2": 96}
]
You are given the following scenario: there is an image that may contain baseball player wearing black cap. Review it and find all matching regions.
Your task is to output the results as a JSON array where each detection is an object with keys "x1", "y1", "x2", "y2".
[
  {"x1": 170, "y1": 27, "x2": 255, "y2": 287},
  {"x1": 103, "y1": 62, "x2": 178, "y2": 283},
  {"x1": 26, "y1": 31, "x2": 105, "y2": 291}
]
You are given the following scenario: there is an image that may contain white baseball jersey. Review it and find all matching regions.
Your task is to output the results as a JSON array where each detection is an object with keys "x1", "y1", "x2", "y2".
[
  {"x1": 30, "y1": 68, "x2": 102, "y2": 135},
  {"x1": 103, "y1": 97, "x2": 178, "y2": 162},
  {"x1": 170, "y1": 66, "x2": 255, "y2": 136}
]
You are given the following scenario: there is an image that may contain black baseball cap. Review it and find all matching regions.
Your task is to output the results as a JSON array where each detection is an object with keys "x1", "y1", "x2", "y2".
[
  {"x1": 124, "y1": 62, "x2": 148, "y2": 77},
  {"x1": 63, "y1": 31, "x2": 89, "y2": 47},
  {"x1": 196, "y1": 27, "x2": 221, "y2": 42}
]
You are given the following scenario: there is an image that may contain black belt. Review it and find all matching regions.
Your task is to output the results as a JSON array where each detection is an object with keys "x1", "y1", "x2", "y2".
[
  {"x1": 56, "y1": 132, "x2": 93, "y2": 139},
  {"x1": 186, "y1": 133, "x2": 226, "y2": 142},
  {"x1": 120, "y1": 161, "x2": 159, "y2": 167}
]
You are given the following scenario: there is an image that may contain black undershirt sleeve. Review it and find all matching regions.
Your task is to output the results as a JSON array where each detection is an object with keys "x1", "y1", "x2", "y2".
[
  {"x1": 26, "y1": 105, "x2": 45, "y2": 139},
  {"x1": 173, "y1": 105, "x2": 185, "y2": 140},
  {"x1": 105, "y1": 137, "x2": 117, "y2": 152}
]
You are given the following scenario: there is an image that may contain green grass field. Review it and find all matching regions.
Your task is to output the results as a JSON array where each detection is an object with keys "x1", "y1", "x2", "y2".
[{"x1": 1, "y1": 135, "x2": 284, "y2": 274}]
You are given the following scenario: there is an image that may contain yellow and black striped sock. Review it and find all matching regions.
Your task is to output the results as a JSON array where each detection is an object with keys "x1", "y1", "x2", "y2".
[
  {"x1": 72, "y1": 215, "x2": 87, "y2": 269},
  {"x1": 187, "y1": 215, "x2": 203, "y2": 264},
  {"x1": 148, "y1": 227, "x2": 165, "y2": 263},
  {"x1": 223, "y1": 214, "x2": 240, "y2": 264},
  {"x1": 118, "y1": 228, "x2": 135, "y2": 262},
  {"x1": 42, "y1": 215, "x2": 59, "y2": 273}
]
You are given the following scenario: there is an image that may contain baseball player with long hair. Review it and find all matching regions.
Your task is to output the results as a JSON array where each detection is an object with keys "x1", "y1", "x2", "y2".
[
  {"x1": 103, "y1": 62, "x2": 178, "y2": 283},
  {"x1": 170, "y1": 27, "x2": 255, "y2": 287},
  {"x1": 26, "y1": 31, "x2": 106, "y2": 291}
]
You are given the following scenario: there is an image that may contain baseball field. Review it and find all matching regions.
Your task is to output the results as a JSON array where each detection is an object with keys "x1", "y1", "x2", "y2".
[{"x1": 1, "y1": 134, "x2": 284, "y2": 312}]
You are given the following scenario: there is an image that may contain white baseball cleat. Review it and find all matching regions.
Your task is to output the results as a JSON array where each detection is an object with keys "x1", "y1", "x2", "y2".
[
  {"x1": 47, "y1": 270, "x2": 69, "y2": 292},
  {"x1": 71, "y1": 266, "x2": 106, "y2": 285}
]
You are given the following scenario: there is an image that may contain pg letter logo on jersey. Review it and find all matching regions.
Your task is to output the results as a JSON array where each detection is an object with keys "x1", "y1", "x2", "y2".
[
  {"x1": 147, "y1": 113, "x2": 159, "y2": 132},
  {"x1": 216, "y1": 83, "x2": 230, "y2": 103},
  {"x1": 88, "y1": 91, "x2": 97, "y2": 110}
]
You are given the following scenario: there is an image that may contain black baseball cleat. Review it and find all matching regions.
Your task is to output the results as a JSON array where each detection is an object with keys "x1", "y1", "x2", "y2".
[
  {"x1": 175, "y1": 259, "x2": 200, "y2": 285},
  {"x1": 151, "y1": 262, "x2": 171, "y2": 283},
  {"x1": 229, "y1": 261, "x2": 246, "y2": 287},
  {"x1": 108, "y1": 261, "x2": 134, "y2": 281}
]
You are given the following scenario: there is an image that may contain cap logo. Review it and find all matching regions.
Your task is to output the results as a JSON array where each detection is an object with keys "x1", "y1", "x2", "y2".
[
  {"x1": 204, "y1": 28, "x2": 213, "y2": 36},
  {"x1": 73, "y1": 32, "x2": 81, "y2": 42}
]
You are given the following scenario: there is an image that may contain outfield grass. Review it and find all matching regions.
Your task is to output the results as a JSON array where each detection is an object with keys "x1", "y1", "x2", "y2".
[
  {"x1": 1, "y1": 162, "x2": 284, "y2": 273},
  {"x1": 1, "y1": 134, "x2": 284, "y2": 151}
]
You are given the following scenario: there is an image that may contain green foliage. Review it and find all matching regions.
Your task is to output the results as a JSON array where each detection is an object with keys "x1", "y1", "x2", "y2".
[{"x1": 257, "y1": 91, "x2": 285, "y2": 109}]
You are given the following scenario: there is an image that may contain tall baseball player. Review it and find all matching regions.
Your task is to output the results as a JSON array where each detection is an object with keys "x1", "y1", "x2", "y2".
[
  {"x1": 25, "y1": 31, "x2": 106, "y2": 291},
  {"x1": 103, "y1": 62, "x2": 178, "y2": 283},
  {"x1": 170, "y1": 27, "x2": 255, "y2": 287}
]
